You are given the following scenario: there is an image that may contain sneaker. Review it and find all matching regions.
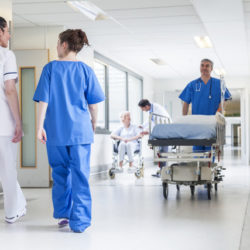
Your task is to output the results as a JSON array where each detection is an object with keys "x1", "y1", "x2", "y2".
[
  {"x1": 127, "y1": 166, "x2": 136, "y2": 173},
  {"x1": 115, "y1": 166, "x2": 123, "y2": 173},
  {"x1": 58, "y1": 218, "x2": 69, "y2": 227},
  {"x1": 5, "y1": 207, "x2": 26, "y2": 224}
]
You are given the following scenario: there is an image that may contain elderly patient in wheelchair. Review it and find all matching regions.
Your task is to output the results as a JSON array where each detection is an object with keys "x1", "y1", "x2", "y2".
[{"x1": 110, "y1": 111, "x2": 143, "y2": 175}]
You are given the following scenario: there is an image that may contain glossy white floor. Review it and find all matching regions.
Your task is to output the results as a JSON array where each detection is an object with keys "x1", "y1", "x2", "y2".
[{"x1": 0, "y1": 146, "x2": 249, "y2": 250}]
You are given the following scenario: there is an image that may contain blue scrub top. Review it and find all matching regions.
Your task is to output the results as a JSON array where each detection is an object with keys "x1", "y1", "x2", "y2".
[
  {"x1": 179, "y1": 77, "x2": 231, "y2": 115},
  {"x1": 33, "y1": 60, "x2": 105, "y2": 146}
]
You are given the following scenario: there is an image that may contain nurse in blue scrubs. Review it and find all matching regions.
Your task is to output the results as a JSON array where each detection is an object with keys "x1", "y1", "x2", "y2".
[
  {"x1": 33, "y1": 29, "x2": 105, "y2": 233},
  {"x1": 179, "y1": 58, "x2": 231, "y2": 151}
]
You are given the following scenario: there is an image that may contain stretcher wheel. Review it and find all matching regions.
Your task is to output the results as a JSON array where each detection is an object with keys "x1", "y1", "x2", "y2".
[
  {"x1": 109, "y1": 169, "x2": 115, "y2": 179},
  {"x1": 207, "y1": 183, "x2": 211, "y2": 200},
  {"x1": 190, "y1": 185, "x2": 195, "y2": 196},
  {"x1": 215, "y1": 183, "x2": 218, "y2": 191},
  {"x1": 163, "y1": 182, "x2": 168, "y2": 199},
  {"x1": 176, "y1": 185, "x2": 180, "y2": 191}
]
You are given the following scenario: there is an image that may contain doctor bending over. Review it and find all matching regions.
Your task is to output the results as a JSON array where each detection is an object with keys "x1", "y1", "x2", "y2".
[
  {"x1": 0, "y1": 17, "x2": 26, "y2": 223},
  {"x1": 138, "y1": 99, "x2": 171, "y2": 134},
  {"x1": 111, "y1": 111, "x2": 142, "y2": 172},
  {"x1": 138, "y1": 99, "x2": 171, "y2": 177}
]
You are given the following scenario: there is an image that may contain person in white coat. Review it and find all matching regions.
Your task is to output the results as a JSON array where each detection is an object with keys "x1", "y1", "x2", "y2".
[
  {"x1": 0, "y1": 17, "x2": 26, "y2": 223},
  {"x1": 138, "y1": 99, "x2": 171, "y2": 132},
  {"x1": 138, "y1": 99, "x2": 171, "y2": 177}
]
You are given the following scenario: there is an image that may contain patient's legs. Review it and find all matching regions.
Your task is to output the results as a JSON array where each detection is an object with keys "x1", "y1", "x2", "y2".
[
  {"x1": 118, "y1": 142, "x2": 126, "y2": 167},
  {"x1": 126, "y1": 142, "x2": 136, "y2": 167}
]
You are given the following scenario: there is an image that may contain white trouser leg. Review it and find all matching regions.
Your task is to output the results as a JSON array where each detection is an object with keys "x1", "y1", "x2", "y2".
[
  {"x1": 118, "y1": 142, "x2": 126, "y2": 162},
  {"x1": 0, "y1": 136, "x2": 26, "y2": 218},
  {"x1": 126, "y1": 142, "x2": 136, "y2": 163}
]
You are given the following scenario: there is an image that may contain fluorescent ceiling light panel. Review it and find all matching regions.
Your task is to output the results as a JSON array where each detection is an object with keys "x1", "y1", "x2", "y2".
[
  {"x1": 150, "y1": 58, "x2": 167, "y2": 66},
  {"x1": 194, "y1": 36, "x2": 213, "y2": 48},
  {"x1": 67, "y1": 1, "x2": 109, "y2": 21},
  {"x1": 214, "y1": 68, "x2": 226, "y2": 76}
]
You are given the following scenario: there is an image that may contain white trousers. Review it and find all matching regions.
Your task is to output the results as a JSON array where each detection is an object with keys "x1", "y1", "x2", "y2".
[
  {"x1": 0, "y1": 136, "x2": 26, "y2": 218},
  {"x1": 118, "y1": 142, "x2": 137, "y2": 163}
]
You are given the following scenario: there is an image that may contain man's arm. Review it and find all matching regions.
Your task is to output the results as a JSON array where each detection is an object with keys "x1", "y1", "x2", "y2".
[
  {"x1": 5, "y1": 79, "x2": 22, "y2": 143},
  {"x1": 182, "y1": 102, "x2": 189, "y2": 115}
]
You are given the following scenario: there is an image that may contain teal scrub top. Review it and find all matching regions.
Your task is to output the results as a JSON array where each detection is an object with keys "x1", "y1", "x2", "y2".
[{"x1": 33, "y1": 60, "x2": 105, "y2": 146}]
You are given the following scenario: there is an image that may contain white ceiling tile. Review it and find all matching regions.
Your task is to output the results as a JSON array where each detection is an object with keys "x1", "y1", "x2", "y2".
[
  {"x1": 92, "y1": 0, "x2": 192, "y2": 10},
  {"x1": 13, "y1": 2, "x2": 74, "y2": 15}
]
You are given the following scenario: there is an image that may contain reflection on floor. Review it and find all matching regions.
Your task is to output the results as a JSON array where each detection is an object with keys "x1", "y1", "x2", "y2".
[{"x1": 0, "y1": 146, "x2": 249, "y2": 250}]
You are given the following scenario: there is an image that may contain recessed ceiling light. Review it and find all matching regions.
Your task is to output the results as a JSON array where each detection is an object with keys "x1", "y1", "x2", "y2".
[
  {"x1": 67, "y1": 1, "x2": 110, "y2": 21},
  {"x1": 194, "y1": 36, "x2": 213, "y2": 48},
  {"x1": 150, "y1": 58, "x2": 167, "y2": 66}
]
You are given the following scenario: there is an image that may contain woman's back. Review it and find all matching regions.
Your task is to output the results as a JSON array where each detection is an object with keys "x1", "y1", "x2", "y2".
[{"x1": 33, "y1": 60, "x2": 104, "y2": 146}]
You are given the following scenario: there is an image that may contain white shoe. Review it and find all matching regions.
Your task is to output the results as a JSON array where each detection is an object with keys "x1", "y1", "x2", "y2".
[
  {"x1": 5, "y1": 207, "x2": 26, "y2": 224},
  {"x1": 127, "y1": 166, "x2": 137, "y2": 173},
  {"x1": 58, "y1": 218, "x2": 69, "y2": 227},
  {"x1": 115, "y1": 166, "x2": 123, "y2": 173}
]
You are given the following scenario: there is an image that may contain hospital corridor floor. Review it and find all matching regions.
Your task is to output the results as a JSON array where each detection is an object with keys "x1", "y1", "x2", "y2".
[{"x1": 0, "y1": 146, "x2": 250, "y2": 250}]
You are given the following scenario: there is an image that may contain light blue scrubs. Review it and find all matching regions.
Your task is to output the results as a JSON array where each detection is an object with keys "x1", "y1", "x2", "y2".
[
  {"x1": 179, "y1": 77, "x2": 231, "y2": 151},
  {"x1": 33, "y1": 61, "x2": 105, "y2": 232}
]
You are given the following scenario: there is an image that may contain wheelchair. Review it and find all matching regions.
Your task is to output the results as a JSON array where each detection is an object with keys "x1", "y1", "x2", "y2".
[{"x1": 108, "y1": 139, "x2": 144, "y2": 179}]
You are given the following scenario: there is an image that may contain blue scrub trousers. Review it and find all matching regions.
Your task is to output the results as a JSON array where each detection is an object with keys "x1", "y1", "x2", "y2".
[{"x1": 47, "y1": 144, "x2": 91, "y2": 232}]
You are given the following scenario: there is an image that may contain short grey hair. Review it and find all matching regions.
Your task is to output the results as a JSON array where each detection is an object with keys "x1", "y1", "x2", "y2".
[
  {"x1": 201, "y1": 58, "x2": 214, "y2": 69},
  {"x1": 120, "y1": 111, "x2": 130, "y2": 121}
]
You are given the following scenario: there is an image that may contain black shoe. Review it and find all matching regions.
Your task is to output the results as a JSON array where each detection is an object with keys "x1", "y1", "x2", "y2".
[{"x1": 152, "y1": 172, "x2": 161, "y2": 178}]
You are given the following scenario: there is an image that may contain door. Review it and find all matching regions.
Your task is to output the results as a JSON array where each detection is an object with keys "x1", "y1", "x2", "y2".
[{"x1": 14, "y1": 49, "x2": 50, "y2": 187}]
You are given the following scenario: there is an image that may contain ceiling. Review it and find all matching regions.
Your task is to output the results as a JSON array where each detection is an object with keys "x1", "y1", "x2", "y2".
[{"x1": 12, "y1": 0, "x2": 250, "y2": 80}]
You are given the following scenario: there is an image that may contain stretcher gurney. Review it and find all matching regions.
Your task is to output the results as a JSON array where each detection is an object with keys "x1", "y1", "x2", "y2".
[{"x1": 148, "y1": 112, "x2": 225, "y2": 200}]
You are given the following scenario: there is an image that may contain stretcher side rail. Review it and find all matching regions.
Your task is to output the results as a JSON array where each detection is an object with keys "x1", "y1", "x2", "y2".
[{"x1": 148, "y1": 112, "x2": 170, "y2": 135}]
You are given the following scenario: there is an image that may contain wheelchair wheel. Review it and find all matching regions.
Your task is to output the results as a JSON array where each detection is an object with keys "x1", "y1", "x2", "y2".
[
  {"x1": 163, "y1": 182, "x2": 168, "y2": 199},
  {"x1": 109, "y1": 169, "x2": 115, "y2": 179},
  {"x1": 135, "y1": 168, "x2": 143, "y2": 179}
]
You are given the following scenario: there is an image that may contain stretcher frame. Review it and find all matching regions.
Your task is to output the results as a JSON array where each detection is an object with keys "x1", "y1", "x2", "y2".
[{"x1": 148, "y1": 112, "x2": 226, "y2": 200}]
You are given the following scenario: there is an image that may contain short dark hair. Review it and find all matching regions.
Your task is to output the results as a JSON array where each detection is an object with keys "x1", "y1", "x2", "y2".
[
  {"x1": 138, "y1": 99, "x2": 151, "y2": 107},
  {"x1": 59, "y1": 29, "x2": 89, "y2": 53},
  {"x1": 201, "y1": 58, "x2": 214, "y2": 69},
  {"x1": 0, "y1": 17, "x2": 7, "y2": 32}
]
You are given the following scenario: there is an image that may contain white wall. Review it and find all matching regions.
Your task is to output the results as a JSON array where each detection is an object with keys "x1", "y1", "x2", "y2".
[
  {"x1": 13, "y1": 26, "x2": 64, "y2": 61},
  {"x1": 0, "y1": 0, "x2": 12, "y2": 25},
  {"x1": 13, "y1": 26, "x2": 155, "y2": 174}
]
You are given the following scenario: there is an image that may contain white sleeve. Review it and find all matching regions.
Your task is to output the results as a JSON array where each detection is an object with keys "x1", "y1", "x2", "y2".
[
  {"x1": 3, "y1": 50, "x2": 18, "y2": 83},
  {"x1": 133, "y1": 125, "x2": 141, "y2": 136},
  {"x1": 154, "y1": 103, "x2": 172, "y2": 123}
]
